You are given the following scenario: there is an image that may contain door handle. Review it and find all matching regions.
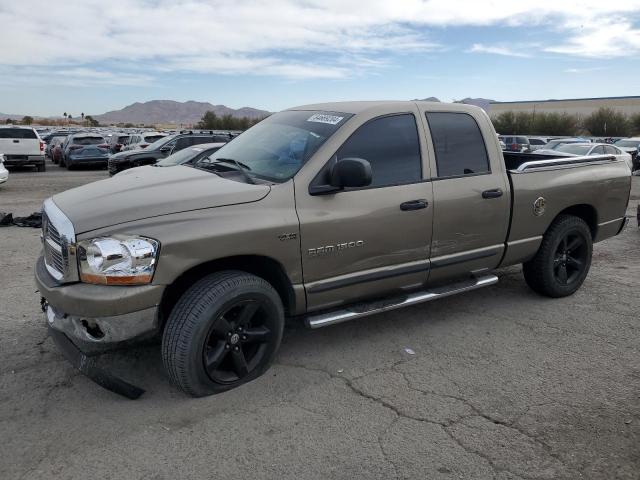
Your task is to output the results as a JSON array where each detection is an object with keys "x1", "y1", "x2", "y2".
[
  {"x1": 482, "y1": 189, "x2": 503, "y2": 199},
  {"x1": 400, "y1": 199, "x2": 428, "y2": 211}
]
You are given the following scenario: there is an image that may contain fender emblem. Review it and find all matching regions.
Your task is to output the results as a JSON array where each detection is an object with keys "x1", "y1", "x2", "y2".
[{"x1": 533, "y1": 197, "x2": 546, "y2": 216}]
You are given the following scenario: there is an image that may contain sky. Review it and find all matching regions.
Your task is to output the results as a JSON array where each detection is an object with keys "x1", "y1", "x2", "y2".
[{"x1": 1, "y1": 0, "x2": 640, "y2": 117}]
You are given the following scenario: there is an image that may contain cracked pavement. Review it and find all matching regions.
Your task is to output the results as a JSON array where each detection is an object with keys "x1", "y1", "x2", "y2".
[{"x1": 1, "y1": 164, "x2": 639, "y2": 479}]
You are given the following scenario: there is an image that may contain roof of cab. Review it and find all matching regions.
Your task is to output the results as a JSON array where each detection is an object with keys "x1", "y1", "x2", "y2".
[{"x1": 287, "y1": 100, "x2": 478, "y2": 115}]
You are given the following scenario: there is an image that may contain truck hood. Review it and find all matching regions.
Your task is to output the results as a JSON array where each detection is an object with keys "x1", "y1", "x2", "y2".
[{"x1": 52, "y1": 165, "x2": 270, "y2": 233}]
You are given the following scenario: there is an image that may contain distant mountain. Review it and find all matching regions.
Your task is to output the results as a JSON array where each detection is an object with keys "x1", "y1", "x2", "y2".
[
  {"x1": 93, "y1": 100, "x2": 270, "y2": 125},
  {"x1": 415, "y1": 97, "x2": 441, "y2": 102},
  {"x1": 0, "y1": 112, "x2": 28, "y2": 120}
]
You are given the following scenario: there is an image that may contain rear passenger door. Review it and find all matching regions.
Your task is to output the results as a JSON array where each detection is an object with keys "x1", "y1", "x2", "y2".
[{"x1": 419, "y1": 109, "x2": 510, "y2": 284}]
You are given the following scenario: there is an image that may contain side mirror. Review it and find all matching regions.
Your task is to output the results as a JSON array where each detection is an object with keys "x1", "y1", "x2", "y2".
[
  {"x1": 309, "y1": 157, "x2": 372, "y2": 195},
  {"x1": 329, "y1": 158, "x2": 372, "y2": 188},
  {"x1": 160, "y1": 146, "x2": 172, "y2": 153}
]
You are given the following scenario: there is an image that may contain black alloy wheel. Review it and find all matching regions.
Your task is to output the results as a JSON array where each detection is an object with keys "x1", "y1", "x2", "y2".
[
  {"x1": 202, "y1": 298, "x2": 274, "y2": 384},
  {"x1": 553, "y1": 231, "x2": 588, "y2": 286}
]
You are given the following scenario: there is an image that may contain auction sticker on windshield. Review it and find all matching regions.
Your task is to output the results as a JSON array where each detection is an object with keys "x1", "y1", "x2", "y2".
[{"x1": 307, "y1": 114, "x2": 344, "y2": 125}]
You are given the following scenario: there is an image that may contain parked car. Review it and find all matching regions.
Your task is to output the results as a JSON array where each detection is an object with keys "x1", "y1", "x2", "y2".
[
  {"x1": 542, "y1": 138, "x2": 588, "y2": 150},
  {"x1": 108, "y1": 131, "x2": 233, "y2": 175},
  {"x1": 527, "y1": 137, "x2": 549, "y2": 151},
  {"x1": 60, "y1": 133, "x2": 110, "y2": 169},
  {"x1": 533, "y1": 143, "x2": 633, "y2": 170},
  {"x1": 0, "y1": 126, "x2": 45, "y2": 171},
  {"x1": 0, "y1": 154, "x2": 8, "y2": 185},
  {"x1": 105, "y1": 134, "x2": 132, "y2": 154},
  {"x1": 48, "y1": 136, "x2": 68, "y2": 164},
  {"x1": 116, "y1": 142, "x2": 227, "y2": 176},
  {"x1": 37, "y1": 101, "x2": 631, "y2": 398},
  {"x1": 614, "y1": 138, "x2": 640, "y2": 171},
  {"x1": 44, "y1": 132, "x2": 70, "y2": 157},
  {"x1": 500, "y1": 135, "x2": 530, "y2": 152},
  {"x1": 121, "y1": 132, "x2": 167, "y2": 152}
]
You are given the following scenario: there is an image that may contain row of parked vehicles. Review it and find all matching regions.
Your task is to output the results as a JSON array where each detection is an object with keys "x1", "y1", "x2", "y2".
[
  {"x1": 0, "y1": 126, "x2": 240, "y2": 187},
  {"x1": 44, "y1": 129, "x2": 238, "y2": 173},
  {"x1": 498, "y1": 135, "x2": 640, "y2": 172}
]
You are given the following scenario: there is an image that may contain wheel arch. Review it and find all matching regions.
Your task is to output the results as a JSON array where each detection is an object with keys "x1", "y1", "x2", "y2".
[
  {"x1": 159, "y1": 255, "x2": 296, "y2": 330},
  {"x1": 552, "y1": 204, "x2": 598, "y2": 239}
]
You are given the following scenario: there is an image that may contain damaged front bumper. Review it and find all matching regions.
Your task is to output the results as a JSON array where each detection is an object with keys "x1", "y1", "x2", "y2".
[
  {"x1": 47, "y1": 325, "x2": 145, "y2": 399},
  {"x1": 36, "y1": 256, "x2": 165, "y2": 398}
]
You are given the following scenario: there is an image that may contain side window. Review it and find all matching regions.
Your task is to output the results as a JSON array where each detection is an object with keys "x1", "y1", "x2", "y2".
[
  {"x1": 336, "y1": 114, "x2": 422, "y2": 187},
  {"x1": 603, "y1": 145, "x2": 618, "y2": 155},
  {"x1": 191, "y1": 137, "x2": 211, "y2": 146},
  {"x1": 590, "y1": 145, "x2": 605, "y2": 155},
  {"x1": 174, "y1": 137, "x2": 192, "y2": 151},
  {"x1": 426, "y1": 112, "x2": 490, "y2": 178}
]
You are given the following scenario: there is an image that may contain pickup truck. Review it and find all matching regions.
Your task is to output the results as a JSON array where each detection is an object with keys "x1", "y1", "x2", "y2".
[
  {"x1": 0, "y1": 126, "x2": 46, "y2": 171},
  {"x1": 35, "y1": 101, "x2": 632, "y2": 398}
]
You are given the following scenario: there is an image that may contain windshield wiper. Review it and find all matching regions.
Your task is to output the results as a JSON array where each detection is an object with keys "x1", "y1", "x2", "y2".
[
  {"x1": 214, "y1": 158, "x2": 252, "y2": 171},
  {"x1": 201, "y1": 158, "x2": 255, "y2": 184}
]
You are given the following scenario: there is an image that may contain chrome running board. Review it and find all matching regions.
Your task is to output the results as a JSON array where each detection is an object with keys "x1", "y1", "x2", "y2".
[{"x1": 305, "y1": 274, "x2": 498, "y2": 329}]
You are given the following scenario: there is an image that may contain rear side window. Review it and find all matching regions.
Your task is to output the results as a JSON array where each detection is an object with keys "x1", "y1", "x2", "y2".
[
  {"x1": 516, "y1": 137, "x2": 529, "y2": 144},
  {"x1": 426, "y1": 112, "x2": 490, "y2": 178},
  {"x1": 603, "y1": 145, "x2": 619, "y2": 155},
  {"x1": 144, "y1": 135, "x2": 164, "y2": 143},
  {"x1": 529, "y1": 138, "x2": 545, "y2": 145},
  {"x1": 191, "y1": 137, "x2": 213, "y2": 146},
  {"x1": 0, "y1": 128, "x2": 37, "y2": 139},
  {"x1": 336, "y1": 114, "x2": 422, "y2": 187}
]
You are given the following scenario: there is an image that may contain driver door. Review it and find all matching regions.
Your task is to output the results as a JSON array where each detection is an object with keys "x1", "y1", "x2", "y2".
[{"x1": 295, "y1": 108, "x2": 434, "y2": 311}]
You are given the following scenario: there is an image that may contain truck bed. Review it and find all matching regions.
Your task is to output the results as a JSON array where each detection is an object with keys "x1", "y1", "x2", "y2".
[{"x1": 500, "y1": 153, "x2": 631, "y2": 267}]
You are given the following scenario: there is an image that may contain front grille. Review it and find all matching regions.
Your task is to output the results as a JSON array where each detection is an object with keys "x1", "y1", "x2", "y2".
[
  {"x1": 43, "y1": 212, "x2": 66, "y2": 280},
  {"x1": 42, "y1": 200, "x2": 77, "y2": 283}
]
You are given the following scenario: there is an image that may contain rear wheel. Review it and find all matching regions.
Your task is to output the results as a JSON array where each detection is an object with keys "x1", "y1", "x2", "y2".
[
  {"x1": 523, "y1": 215, "x2": 592, "y2": 297},
  {"x1": 162, "y1": 271, "x2": 284, "y2": 397},
  {"x1": 36, "y1": 163, "x2": 46, "y2": 172}
]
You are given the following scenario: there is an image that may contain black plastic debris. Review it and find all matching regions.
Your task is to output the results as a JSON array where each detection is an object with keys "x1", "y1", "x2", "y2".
[{"x1": 0, "y1": 211, "x2": 42, "y2": 228}]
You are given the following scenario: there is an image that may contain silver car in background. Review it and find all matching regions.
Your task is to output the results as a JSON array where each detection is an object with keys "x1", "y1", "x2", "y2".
[{"x1": 534, "y1": 142, "x2": 633, "y2": 170}]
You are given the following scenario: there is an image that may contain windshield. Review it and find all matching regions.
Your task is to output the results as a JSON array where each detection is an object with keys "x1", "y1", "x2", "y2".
[
  {"x1": 157, "y1": 146, "x2": 209, "y2": 167},
  {"x1": 614, "y1": 139, "x2": 640, "y2": 148},
  {"x1": 198, "y1": 110, "x2": 352, "y2": 182},
  {"x1": 145, "y1": 134, "x2": 177, "y2": 150},
  {"x1": 555, "y1": 144, "x2": 592, "y2": 155}
]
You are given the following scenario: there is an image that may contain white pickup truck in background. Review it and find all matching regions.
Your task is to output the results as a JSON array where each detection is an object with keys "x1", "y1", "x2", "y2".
[
  {"x1": 0, "y1": 126, "x2": 46, "y2": 172},
  {"x1": 0, "y1": 154, "x2": 8, "y2": 185}
]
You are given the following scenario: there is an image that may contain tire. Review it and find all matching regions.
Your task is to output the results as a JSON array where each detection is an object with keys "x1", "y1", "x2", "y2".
[
  {"x1": 162, "y1": 271, "x2": 284, "y2": 397},
  {"x1": 523, "y1": 215, "x2": 593, "y2": 298},
  {"x1": 36, "y1": 163, "x2": 46, "y2": 172}
]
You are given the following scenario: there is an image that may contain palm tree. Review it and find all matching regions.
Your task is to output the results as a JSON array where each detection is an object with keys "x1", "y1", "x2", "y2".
[
  {"x1": 63, "y1": 112, "x2": 67, "y2": 125},
  {"x1": 81, "y1": 112, "x2": 85, "y2": 126}
]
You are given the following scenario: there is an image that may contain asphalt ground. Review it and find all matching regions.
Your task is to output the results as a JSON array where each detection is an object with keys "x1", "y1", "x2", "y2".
[{"x1": 1, "y1": 158, "x2": 639, "y2": 479}]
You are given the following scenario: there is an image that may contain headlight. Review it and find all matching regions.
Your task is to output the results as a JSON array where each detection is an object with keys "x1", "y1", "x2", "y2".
[{"x1": 77, "y1": 235, "x2": 159, "y2": 285}]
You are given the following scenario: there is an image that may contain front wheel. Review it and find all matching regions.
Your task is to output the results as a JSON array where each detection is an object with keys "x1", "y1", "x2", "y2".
[
  {"x1": 162, "y1": 271, "x2": 284, "y2": 397},
  {"x1": 523, "y1": 215, "x2": 593, "y2": 298}
]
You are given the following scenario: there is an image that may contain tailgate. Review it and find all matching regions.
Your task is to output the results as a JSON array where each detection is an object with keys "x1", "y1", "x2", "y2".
[{"x1": 0, "y1": 138, "x2": 41, "y2": 156}]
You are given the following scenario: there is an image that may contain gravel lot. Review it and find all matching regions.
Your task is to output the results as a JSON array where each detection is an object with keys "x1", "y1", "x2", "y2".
[{"x1": 1, "y1": 160, "x2": 639, "y2": 479}]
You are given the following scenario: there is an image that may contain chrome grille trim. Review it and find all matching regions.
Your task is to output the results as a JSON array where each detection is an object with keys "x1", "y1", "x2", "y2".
[{"x1": 42, "y1": 198, "x2": 78, "y2": 283}]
